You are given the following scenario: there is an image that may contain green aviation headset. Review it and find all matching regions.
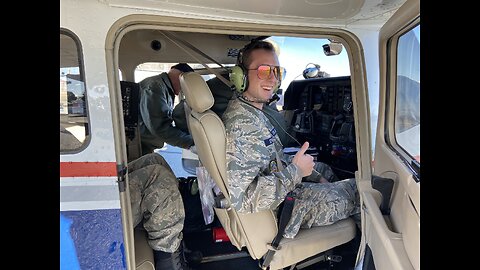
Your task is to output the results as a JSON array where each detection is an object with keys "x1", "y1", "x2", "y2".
[
  {"x1": 229, "y1": 40, "x2": 282, "y2": 94},
  {"x1": 230, "y1": 65, "x2": 248, "y2": 93}
]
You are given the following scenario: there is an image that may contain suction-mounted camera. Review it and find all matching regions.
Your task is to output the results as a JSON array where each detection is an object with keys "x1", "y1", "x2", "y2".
[{"x1": 322, "y1": 40, "x2": 343, "y2": 56}]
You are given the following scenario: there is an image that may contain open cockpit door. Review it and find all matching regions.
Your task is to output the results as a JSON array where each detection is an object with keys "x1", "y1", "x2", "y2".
[{"x1": 359, "y1": 0, "x2": 420, "y2": 269}]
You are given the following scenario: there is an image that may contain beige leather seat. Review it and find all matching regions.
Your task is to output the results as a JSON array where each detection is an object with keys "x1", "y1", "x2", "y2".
[
  {"x1": 134, "y1": 228, "x2": 155, "y2": 270},
  {"x1": 180, "y1": 72, "x2": 356, "y2": 270}
]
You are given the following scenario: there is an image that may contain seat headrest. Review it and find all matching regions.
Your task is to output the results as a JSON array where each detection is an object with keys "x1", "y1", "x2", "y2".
[{"x1": 180, "y1": 72, "x2": 214, "y2": 113}]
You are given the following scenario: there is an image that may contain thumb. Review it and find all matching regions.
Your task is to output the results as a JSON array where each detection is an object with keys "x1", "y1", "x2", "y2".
[{"x1": 297, "y1": 142, "x2": 309, "y2": 155}]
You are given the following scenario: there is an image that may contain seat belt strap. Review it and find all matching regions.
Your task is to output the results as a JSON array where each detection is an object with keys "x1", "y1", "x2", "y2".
[
  {"x1": 164, "y1": 31, "x2": 230, "y2": 74},
  {"x1": 261, "y1": 192, "x2": 295, "y2": 269},
  {"x1": 159, "y1": 31, "x2": 234, "y2": 89}
]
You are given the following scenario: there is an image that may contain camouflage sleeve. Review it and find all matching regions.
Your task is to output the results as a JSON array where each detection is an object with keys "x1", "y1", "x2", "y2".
[
  {"x1": 139, "y1": 78, "x2": 193, "y2": 148},
  {"x1": 226, "y1": 116, "x2": 303, "y2": 213}
]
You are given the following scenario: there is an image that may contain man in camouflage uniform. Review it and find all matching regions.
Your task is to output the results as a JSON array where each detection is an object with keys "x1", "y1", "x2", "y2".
[
  {"x1": 139, "y1": 63, "x2": 196, "y2": 154},
  {"x1": 128, "y1": 153, "x2": 191, "y2": 270},
  {"x1": 222, "y1": 40, "x2": 360, "y2": 239}
]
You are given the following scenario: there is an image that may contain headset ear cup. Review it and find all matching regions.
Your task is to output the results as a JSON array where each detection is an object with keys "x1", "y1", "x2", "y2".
[{"x1": 230, "y1": 66, "x2": 246, "y2": 93}]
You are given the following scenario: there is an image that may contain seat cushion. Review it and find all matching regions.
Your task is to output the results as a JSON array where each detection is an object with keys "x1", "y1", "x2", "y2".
[
  {"x1": 269, "y1": 218, "x2": 356, "y2": 270},
  {"x1": 134, "y1": 228, "x2": 155, "y2": 270}
]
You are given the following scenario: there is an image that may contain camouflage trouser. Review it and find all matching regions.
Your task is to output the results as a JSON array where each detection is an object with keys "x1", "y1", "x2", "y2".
[
  {"x1": 128, "y1": 153, "x2": 184, "y2": 252},
  {"x1": 283, "y1": 178, "x2": 360, "y2": 238}
]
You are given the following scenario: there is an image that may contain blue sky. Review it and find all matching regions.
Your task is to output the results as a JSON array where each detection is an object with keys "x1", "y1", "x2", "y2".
[
  {"x1": 398, "y1": 25, "x2": 420, "y2": 83},
  {"x1": 269, "y1": 36, "x2": 350, "y2": 90}
]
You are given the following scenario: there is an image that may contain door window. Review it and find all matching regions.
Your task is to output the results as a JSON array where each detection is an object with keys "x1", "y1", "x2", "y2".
[
  {"x1": 395, "y1": 24, "x2": 420, "y2": 162},
  {"x1": 60, "y1": 30, "x2": 89, "y2": 152}
]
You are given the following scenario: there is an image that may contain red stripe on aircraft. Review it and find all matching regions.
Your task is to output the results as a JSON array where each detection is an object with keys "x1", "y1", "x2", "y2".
[{"x1": 60, "y1": 162, "x2": 117, "y2": 177}]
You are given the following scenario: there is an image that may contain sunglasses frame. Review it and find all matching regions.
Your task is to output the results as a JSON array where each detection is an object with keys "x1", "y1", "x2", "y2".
[{"x1": 247, "y1": 64, "x2": 286, "y2": 81}]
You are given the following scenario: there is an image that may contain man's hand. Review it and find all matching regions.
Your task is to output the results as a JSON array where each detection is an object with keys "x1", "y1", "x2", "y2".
[{"x1": 292, "y1": 142, "x2": 314, "y2": 177}]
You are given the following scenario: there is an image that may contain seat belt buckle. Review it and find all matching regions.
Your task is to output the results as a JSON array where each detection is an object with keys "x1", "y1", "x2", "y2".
[{"x1": 266, "y1": 243, "x2": 281, "y2": 251}]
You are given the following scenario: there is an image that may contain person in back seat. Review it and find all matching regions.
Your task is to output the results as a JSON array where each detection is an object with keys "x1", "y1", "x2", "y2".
[
  {"x1": 139, "y1": 63, "x2": 196, "y2": 154},
  {"x1": 222, "y1": 40, "x2": 360, "y2": 239},
  {"x1": 128, "y1": 153, "x2": 195, "y2": 270}
]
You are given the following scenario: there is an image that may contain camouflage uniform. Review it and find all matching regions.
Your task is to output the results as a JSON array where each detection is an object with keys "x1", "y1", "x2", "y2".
[
  {"x1": 222, "y1": 98, "x2": 360, "y2": 238},
  {"x1": 128, "y1": 153, "x2": 184, "y2": 252},
  {"x1": 139, "y1": 73, "x2": 194, "y2": 154}
]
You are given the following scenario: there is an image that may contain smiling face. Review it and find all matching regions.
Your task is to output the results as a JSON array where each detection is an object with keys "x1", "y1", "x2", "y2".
[{"x1": 243, "y1": 49, "x2": 280, "y2": 108}]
